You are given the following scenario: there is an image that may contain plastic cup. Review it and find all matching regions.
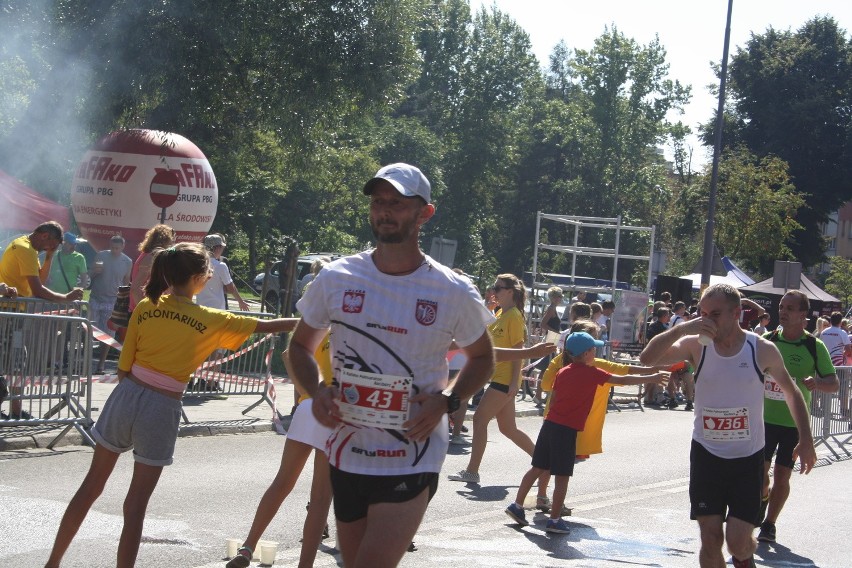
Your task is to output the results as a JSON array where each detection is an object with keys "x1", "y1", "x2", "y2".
[
  {"x1": 226, "y1": 538, "x2": 240, "y2": 558},
  {"x1": 255, "y1": 540, "x2": 275, "y2": 560},
  {"x1": 260, "y1": 542, "x2": 278, "y2": 565},
  {"x1": 698, "y1": 334, "x2": 713, "y2": 346}
]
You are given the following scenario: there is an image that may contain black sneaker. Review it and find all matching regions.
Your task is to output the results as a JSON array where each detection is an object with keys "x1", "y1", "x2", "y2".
[
  {"x1": 757, "y1": 521, "x2": 776, "y2": 543},
  {"x1": 685, "y1": 401, "x2": 694, "y2": 411},
  {"x1": 667, "y1": 398, "x2": 678, "y2": 409}
]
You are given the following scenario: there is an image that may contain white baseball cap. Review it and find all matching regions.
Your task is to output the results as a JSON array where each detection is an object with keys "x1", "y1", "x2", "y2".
[{"x1": 363, "y1": 163, "x2": 431, "y2": 203}]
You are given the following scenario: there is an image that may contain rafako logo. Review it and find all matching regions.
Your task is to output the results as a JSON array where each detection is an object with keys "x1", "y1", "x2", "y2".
[
  {"x1": 342, "y1": 290, "x2": 365, "y2": 313},
  {"x1": 415, "y1": 299, "x2": 437, "y2": 326}
]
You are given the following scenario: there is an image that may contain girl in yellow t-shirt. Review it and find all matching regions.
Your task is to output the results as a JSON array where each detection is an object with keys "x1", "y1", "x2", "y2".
[
  {"x1": 450, "y1": 273, "x2": 536, "y2": 484},
  {"x1": 46, "y1": 243, "x2": 298, "y2": 568}
]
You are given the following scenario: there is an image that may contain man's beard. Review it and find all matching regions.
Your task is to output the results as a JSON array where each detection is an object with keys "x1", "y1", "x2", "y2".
[{"x1": 371, "y1": 219, "x2": 413, "y2": 244}]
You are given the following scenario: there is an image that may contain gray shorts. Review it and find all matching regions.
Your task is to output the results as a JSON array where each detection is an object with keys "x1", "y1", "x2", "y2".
[
  {"x1": 89, "y1": 299, "x2": 115, "y2": 336},
  {"x1": 92, "y1": 379, "x2": 182, "y2": 466}
]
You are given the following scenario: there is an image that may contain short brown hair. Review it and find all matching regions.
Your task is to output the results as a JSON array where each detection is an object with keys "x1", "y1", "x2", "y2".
[
  {"x1": 701, "y1": 283, "x2": 742, "y2": 309},
  {"x1": 782, "y1": 289, "x2": 809, "y2": 312}
]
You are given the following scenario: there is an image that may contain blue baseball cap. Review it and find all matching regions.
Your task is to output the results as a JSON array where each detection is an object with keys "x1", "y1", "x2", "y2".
[{"x1": 564, "y1": 332, "x2": 604, "y2": 356}]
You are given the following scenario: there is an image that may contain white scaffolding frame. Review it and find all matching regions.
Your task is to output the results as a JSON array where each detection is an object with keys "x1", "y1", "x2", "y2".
[{"x1": 528, "y1": 213, "x2": 655, "y2": 331}]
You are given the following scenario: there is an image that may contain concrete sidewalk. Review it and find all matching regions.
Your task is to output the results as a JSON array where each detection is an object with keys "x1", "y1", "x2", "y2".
[{"x1": 0, "y1": 371, "x2": 556, "y2": 451}]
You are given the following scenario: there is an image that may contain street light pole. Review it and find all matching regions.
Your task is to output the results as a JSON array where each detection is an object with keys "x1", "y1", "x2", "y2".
[{"x1": 701, "y1": 0, "x2": 734, "y2": 290}]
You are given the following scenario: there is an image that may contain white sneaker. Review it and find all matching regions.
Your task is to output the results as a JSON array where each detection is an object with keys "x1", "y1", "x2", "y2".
[{"x1": 447, "y1": 469, "x2": 480, "y2": 483}]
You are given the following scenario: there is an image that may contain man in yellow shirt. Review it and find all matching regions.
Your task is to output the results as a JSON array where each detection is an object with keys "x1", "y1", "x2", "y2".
[
  {"x1": 0, "y1": 221, "x2": 83, "y2": 419},
  {"x1": 0, "y1": 221, "x2": 84, "y2": 302}
]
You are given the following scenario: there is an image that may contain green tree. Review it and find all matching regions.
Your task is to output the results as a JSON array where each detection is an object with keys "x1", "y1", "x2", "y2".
[
  {"x1": 665, "y1": 147, "x2": 805, "y2": 277},
  {"x1": 505, "y1": 26, "x2": 690, "y2": 282},
  {"x1": 721, "y1": 16, "x2": 852, "y2": 267},
  {"x1": 825, "y1": 256, "x2": 852, "y2": 309}
]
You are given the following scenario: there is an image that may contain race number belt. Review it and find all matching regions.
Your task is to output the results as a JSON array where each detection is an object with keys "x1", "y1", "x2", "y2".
[
  {"x1": 338, "y1": 368, "x2": 412, "y2": 429},
  {"x1": 701, "y1": 407, "x2": 751, "y2": 442}
]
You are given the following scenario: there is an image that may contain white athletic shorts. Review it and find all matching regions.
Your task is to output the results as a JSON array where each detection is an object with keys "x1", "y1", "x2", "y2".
[{"x1": 287, "y1": 399, "x2": 333, "y2": 451}]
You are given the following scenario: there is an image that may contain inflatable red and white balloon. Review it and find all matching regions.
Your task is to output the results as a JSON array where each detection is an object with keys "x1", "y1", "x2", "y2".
[{"x1": 70, "y1": 129, "x2": 217, "y2": 254}]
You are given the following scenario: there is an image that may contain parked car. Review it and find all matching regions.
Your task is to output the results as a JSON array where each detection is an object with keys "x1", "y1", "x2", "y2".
[{"x1": 253, "y1": 253, "x2": 345, "y2": 312}]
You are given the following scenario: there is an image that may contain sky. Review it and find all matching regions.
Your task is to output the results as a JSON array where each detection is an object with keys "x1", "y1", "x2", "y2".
[{"x1": 473, "y1": 0, "x2": 852, "y2": 168}]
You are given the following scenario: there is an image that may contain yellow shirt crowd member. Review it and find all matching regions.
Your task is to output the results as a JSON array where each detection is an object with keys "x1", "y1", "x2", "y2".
[
  {"x1": 119, "y1": 294, "x2": 258, "y2": 383},
  {"x1": 296, "y1": 333, "x2": 333, "y2": 404},
  {"x1": 488, "y1": 306, "x2": 526, "y2": 386},
  {"x1": 541, "y1": 355, "x2": 631, "y2": 455},
  {"x1": 0, "y1": 236, "x2": 40, "y2": 297}
]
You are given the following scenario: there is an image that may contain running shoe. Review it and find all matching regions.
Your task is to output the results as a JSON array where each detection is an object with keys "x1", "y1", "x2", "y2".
[
  {"x1": 449, "y1": 434, "x2": 468, "y2": 446},
  {"x1": 757, "y1": 521, "x2": 776, "y2": 543},
  {"x1": 225, "y1": 546, "x2": 252, "y2": 568},
  {"x1": 536, "y1": 495, "x2": 551, "y2": 512},
  {"x1": 505, "y1": 502, "x2": 529, "y2": 526},
  {"x1": 447, "y1": 470, "x2": 480, "y2": 483},
  {"x1": 685, "y1": 401, "x2": 694, "y2": 411},
  {"x1": 545, "y1": 518, "x2": 571, "y2": 534},
  {"x1": 667, "y1": 398, "x2": 678, "y2": 409}
]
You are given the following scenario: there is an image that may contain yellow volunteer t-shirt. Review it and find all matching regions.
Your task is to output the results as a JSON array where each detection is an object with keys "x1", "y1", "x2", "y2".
[
  {"x1": 488, "y1": 306, "x2": 526, "y2": 386},
  {"x1": 0, "y1": 236, "x2": 40, "y2": 297},
  {"x1": 118, "y1": 294, "x2": 258, "y2": 383},
  {"x1": 541, "y1": 356, "x2": 629, "y2": 455},
  {"x1": 296, "y1": 333, "x2": 333, "y2": 404}
]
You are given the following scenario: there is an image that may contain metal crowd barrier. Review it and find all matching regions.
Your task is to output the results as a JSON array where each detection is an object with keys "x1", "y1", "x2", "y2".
[
  {"x1": 0, "y1": 298, "x2": 94, "y2": 447},
  {"x1": 182, "y1": 310, "x2": 284, "y2": 423},
  {"x1": 810, "y1": 365, "x2": 852, "y2": 460}
]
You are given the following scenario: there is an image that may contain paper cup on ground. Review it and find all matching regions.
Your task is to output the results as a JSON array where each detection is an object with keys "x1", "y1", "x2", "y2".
[
  {"x1": 255, "y1": 540, "x2": 275, "y2": 560},
  {"x1": 260, "y1": 542, "x2": 278, "y2": 565},
  {"x1": 226, "y1": 538, "x2": 240, "y2": 558}
]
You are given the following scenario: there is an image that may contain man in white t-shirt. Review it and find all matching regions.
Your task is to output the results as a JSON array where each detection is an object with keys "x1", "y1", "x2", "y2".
[
  {"x1": 287, "y1": 163, "x2": 495, "y2": 568},
  {"x1": 669, "y1": 301, "x2": 687, "y2": 327},
  {"x1": 195, "y1": 234, "x2": 248, "y2": 311},
  {"x1": 818, "y1": 311, "x2": 851, "y2": 366}
]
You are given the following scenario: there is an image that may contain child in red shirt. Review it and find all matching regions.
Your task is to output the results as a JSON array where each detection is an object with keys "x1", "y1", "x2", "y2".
[{"x1": 505, "y1": 332, "x2": 667, "y2": 533}]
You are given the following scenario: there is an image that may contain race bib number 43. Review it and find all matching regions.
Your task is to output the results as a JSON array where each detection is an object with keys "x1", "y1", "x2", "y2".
[
  {"x1": 702, "y1": 407, "x2": 751, "y2": 442},
  {"x1": 338, "y1": 368, "x2": 412, "y2": 429}
]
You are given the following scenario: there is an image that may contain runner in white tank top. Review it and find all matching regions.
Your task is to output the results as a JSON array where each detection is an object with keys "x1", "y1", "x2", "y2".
[
  {"x1": 639, "y1": 283, "x2": 816, "y2": 568},
  {"x1": 692, "y1": 332, "x2": 765, "y2": 459}
]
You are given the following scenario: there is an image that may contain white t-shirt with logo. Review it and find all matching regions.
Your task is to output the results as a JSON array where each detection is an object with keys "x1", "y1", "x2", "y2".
[
  {"x1": 819, "y1": 326, "x2": 850, "y2": 366},
  {"x1": 297, "y1": 251, "x2": 494, "y2": 475}
]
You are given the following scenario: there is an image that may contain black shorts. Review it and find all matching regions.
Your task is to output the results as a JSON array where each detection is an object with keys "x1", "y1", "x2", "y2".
[
  {"x1": 689, "y1": 440, "x2": 764, "y2": 525},
  {"x1": 488, "y1": 381, "x2": 510, "y2": 394},
  {"x1": 764, "y1": 422, "x2": 799, "y2": 469},
  {"x1": 531, "y1": 420, "x2": 577, "y2": 476},
  {"x1": 329, "y1": 466, "x2": 439, "y2": 523}
]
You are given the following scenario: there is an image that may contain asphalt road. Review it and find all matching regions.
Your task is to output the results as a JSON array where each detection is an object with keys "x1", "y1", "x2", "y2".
[{"x1": 2, "y1": 407, "x2": 848, "y2": 567}]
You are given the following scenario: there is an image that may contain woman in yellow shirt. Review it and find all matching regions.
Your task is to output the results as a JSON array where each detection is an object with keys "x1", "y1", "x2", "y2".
[
  {"x1": 46, "y1": 243, "x2": 298, "y2": 568},
  {"x1": 449, "y1": 274, "x2": 536, "y2": 484}
]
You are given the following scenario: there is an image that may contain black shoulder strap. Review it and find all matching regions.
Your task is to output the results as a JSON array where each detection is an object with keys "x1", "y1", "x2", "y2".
[
  {"x1": 56, "y1": 251, "x2": 72, "y2": 290},
  {"x1": 767, "y1": 329, "x2": 819, "y2": 369}
]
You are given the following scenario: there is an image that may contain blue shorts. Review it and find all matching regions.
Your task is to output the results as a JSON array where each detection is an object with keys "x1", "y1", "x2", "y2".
[{"x1": 92, "y1": 379, "x2": 182, "y2": 466}]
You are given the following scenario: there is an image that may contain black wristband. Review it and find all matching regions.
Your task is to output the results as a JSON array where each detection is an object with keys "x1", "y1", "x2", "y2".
[{"x1": 442, "y1": 389, "x2": 461, "y2": 414}]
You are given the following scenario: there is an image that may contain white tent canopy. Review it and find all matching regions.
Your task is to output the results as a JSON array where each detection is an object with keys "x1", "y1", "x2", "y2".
[
  {"x1": 681, "y1": 272, "x2": 751, "y2": 290},
  {"x1": 682, "y1": 256, "x2": 755, "y2": 290}
]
